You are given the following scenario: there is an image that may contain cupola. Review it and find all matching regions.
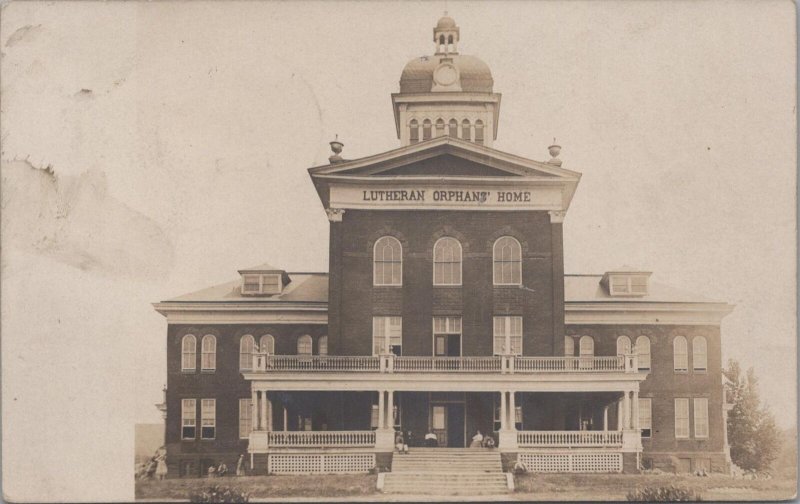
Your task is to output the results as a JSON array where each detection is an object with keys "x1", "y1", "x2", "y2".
[
  {"x1": 433, "y1": 14, "x2": 460, "y2": 55},
  {"x1": 238, "y1": 263, "x2": 291, "y2": 296}
]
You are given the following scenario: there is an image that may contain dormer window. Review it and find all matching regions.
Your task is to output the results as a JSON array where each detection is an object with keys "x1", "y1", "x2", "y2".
[
  {"x1": 602, "y1": 270, "x2": 651, "y2": 297},
  {"x1": 238, "y1": 264, "x2": 290, "y2": 296}
]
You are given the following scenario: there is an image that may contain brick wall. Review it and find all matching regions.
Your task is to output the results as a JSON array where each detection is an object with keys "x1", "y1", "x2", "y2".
[
  {"x1": 566, "y1": 324, "x2": 727, "y2": 465},
  {"x1": 328, "y1": 209, "x2": 564, "y2": 357}
]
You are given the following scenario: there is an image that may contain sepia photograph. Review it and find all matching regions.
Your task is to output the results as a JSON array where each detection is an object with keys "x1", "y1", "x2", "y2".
[{"x1": 1, "y1": 1, "x2": 796, "y2": 502}]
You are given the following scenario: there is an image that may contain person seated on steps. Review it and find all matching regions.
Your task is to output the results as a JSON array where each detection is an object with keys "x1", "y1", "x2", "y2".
[
  {"x1": 469, "y1": 430, "x2": 484, "y2": 448},
  {"x1": 395, "y1": 431, "x2": 409, "y2": 454},
  {"x1": 424, "y1": 430, "x2": 438, "y2": 447}
]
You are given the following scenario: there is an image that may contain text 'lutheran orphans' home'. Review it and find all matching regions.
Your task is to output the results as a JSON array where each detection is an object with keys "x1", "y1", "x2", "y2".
[{"x1": 153, "y1": 15, "x2": 735, "y2": 483}]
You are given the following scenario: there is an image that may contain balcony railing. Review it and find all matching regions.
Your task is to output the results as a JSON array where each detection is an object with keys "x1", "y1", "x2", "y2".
[
  {"x1": 250, "y1": 353, "x2": 639, "y2": 374},
  {"x1": 267, "y1": 430, "x2": 376, "y2": 448},
  {"x1": 517, "y1": 430, "x2": 623, "y2": 448}
]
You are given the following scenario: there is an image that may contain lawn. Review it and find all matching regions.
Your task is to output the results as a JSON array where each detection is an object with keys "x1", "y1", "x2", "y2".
[
  {"x1": 512, "y1": 472, "x2": 797, "y2": 501},
  {"x1": 135, "y1": 474, "x2": 378, "y2": 501}
]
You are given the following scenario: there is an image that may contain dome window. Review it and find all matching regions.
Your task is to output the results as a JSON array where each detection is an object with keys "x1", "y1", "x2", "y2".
[
  {"x1": 461, "y1": 119, "x2": 471, "y2": 141},
  {"x1": 409, "y1": 119, "x2": 419, "y2": 144},
  {"x1": 422, "y1": 119, "x2": 432, "y2": 141},
  {"x1": 474, "y1": 120, "x2": 484, "y2": 145},
  {"x1": 435, "y1": 118, "x2": 445, "y2": 137},
  {"x1": 448, "y1": 119, "x2": 458, "y2": 138}
]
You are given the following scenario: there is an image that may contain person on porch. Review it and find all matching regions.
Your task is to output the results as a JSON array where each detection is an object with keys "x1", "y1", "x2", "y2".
[
  {"x1": 395, "y1": 432, "x2": 408, "y2": 454},
  {"x1": 469, "y1": 430, "x2": 484, "y2": 448},
  {"x1": 424, "y1": 431, "x2": 438, "y2": 447},
  {"x1": 483, "y1": 435, "x2": 495, "y2": 449}
]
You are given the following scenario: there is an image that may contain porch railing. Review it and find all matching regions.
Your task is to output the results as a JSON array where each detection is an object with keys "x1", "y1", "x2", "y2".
[
  {"x1": 267, "y1": 430, "x2": 376, "y2": 448},
  {"x1": 514, "y1": 356, "x2": 624, "y2": 372},
  {"x1": 251, "y1": 353, "x2": 638, "y2": 374},
  {"x1": 517, "y1": 430, "x2": 623, "y2": 448},
  {"x1": 393, "y1": 356, "x2": 501, "y2": 373}
]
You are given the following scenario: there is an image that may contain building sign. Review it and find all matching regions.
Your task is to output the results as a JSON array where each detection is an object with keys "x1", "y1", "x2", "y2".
[{"x1": 330, "y1": 185, "x2": 562, "y2": 211}]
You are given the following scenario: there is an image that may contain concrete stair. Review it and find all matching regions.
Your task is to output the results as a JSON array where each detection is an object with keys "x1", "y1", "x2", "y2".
[{"x1": 382, "y1": 449, "x2": 510, "y2": 496}]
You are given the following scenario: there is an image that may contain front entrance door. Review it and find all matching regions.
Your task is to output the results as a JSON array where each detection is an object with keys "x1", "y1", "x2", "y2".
[{"x1": 430, "y1": 403, "x2": 466, "y2": 447}]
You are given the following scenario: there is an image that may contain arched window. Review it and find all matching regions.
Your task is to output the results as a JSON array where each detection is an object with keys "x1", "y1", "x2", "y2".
[
  {"x1": 409, "y1": 119, "x2": 419, "y2": 144},
  {"x1": 636, "y1": 336, "x2": 651, "y2": 370},
  {"x1": 260, "y1": 334, "x2": 275, "y2": 354},
  {"x1": 435, "y1": 118, "x2": 445, "y2": 137},
  {"x1": 579, "y1": 336, "x2": 594, "y2": 357},
  {"x1": 318, "y1": 336, "x2": 328, "y2": 356},
  {"x1": 616, "y1": 336, "x2": 631, "y2": 356},
  {"x1": 461, "y1": 119, "x2": 471, "y2": 141},
  {"x1": 579, "y1": 335, "x2": 594, "y2": 369},
  {"x1": 673, "y1": 336, "x2": 688, "y2": 372},
  {"x1": 239, "y1": 334, "x2": 255, "y2": 371},
  {"x1": 693, "y1": 336, "x2": 707, "y2": 371},
  {"x1": 422, "y1": 119, "x2": 432, "y2": 140},
  {"x1": 297, "y1": 334, "x2": 312, "y2": 356},
  {"x1": 564, "y1": 336, "x2": 574, "y2": 357},
  {"x1": 448, "y1": 119, "x2": 458, "y2": 138},
  {"x1": 493, "y1": 236, "x2": 522, "y2": 285},
  {"x1": 201, "y1": 334, "x2": 216, "y2": 371},
  {"x1": 182, "y1": 334, "x2": 196, "y2": 371},
  {"x1": 373, "y1": 236, "x2": 402, "y2": 286},
  {"x1": 433, "y1": 237, "x2": 462, "y2": 285},
  {"x1": 475, "y1": 120, "x2": 484, "y2": 145}
]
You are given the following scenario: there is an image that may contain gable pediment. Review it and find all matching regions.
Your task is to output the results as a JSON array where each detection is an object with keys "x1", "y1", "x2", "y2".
[{"x1": 308, "y1": 137, "x2": 582, "y2": 212}]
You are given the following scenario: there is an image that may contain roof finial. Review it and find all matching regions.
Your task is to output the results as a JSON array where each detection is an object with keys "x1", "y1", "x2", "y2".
[
  {"x1": 329, "y1": 135, "x2": 344, "y2": 164},
  {"x1": 547, "y1": 138, "x2": 562, "y2": 167}
]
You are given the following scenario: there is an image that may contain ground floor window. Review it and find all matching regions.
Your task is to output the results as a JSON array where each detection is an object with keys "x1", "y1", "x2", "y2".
[
  {"x1": 182, "y1": 399, "x2": 196, "y2": 440},
  {"x1": 694, "y1": 398, "x2": 709, "y2": 438},
  {"x1": 201, "y1": 399, "x2": 216, "y2": 439},
  {"x1": 239, "y1": 398, "x2": 252, "y2": 439},
  {"x1": 639, "y1": 398, "x2": 652, "y2": 438},
  {"x1": 674, "y1": 398, "x2": 689, "y2": 439}
]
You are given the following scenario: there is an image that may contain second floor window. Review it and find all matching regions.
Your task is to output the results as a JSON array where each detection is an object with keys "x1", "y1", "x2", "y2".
[
  {"x1": 493, "y1": 316, "x2": 522, "y2": 355},
  {"x1": 433, "y1": 316, "x2": 462, "y2": 357},
  {"x1": 636, "y1": 336, "x2": 651, "y2": 370},
  {"x1": 616, "y1": 335, "x2": 631, "y2": 356},
  {"x1": 374, "y1": 236, "x2": 402, "y2": 286},
  {"x1": 373, "y1": 316, "x2": 402, "y2": 355},
  {"x1": 240, "y1": 334, "x2": 255, "y2": 371},
  {"x1": 693, "y1": 337, "x2": 707, "y2": 371},
  {"x1": 493, "y1": 236, "x2": 522, "y2": 285},
  {"x1": 181, "y1": 334, "x2": 196, "y2": 372},
  {"x1": 297, "y1": 335, "x2": 312, "y2": 356},
  {"x1": 260, "y1": 334, "x2": 275, "y2": 354},
  {"x1": 564, "y1": 336, "x2": 575, "y2": 356},
  {"x1": 201, "y1": 335, "x2": 216, "y2": 371},
  {"x1": 319, "y1": 335, "x2": 328, "y2": 356},
  {"x1": 433, "y1": 237, "x2": 462, "y2": 285},
  {"x1": 673, "y1": 336, "x2": 688, "y2": 372}
]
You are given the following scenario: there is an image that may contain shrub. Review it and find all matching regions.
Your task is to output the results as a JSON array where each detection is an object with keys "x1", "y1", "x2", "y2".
[
  {"x1": 626, "y1": 485, "x2": 701, "y2": 502},
  {"x1": 188, "y1": 484, "x2": 250, "y2": 503}
]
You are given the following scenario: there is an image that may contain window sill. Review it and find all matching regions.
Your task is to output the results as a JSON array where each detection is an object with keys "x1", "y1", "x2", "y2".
[
  {"x1": 373, "y1": 284, "x2": 403, "y2": 288},
  {"x1": 433, "y1": 284, "x2": 462, "y2": 288},
  {"x1": 200, "y1": 370, "x2": 216, "y2": 374},
  {"x1": 181, "y1": 370, "x2": 196, "y2": 374}
]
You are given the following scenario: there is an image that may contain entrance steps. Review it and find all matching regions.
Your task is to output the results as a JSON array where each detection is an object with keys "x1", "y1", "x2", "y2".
[{"x1": 382, "y1": 449, "x2": 510, "y2": 496}]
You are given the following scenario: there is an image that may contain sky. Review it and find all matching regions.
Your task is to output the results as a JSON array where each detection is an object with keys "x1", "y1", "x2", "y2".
[{"x1": 1, "y1": 1, "x2": 796, "y2": 500}]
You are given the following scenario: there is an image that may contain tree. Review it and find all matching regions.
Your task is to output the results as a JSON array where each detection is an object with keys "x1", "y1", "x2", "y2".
[{"x1": 723, "y1": 359, "x2": 781, "y2": 471}]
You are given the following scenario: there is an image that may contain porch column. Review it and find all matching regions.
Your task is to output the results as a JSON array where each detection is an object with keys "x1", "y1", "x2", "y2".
[
  {"x1": 632, "y1": 391, "x2": 639, "y2": 431},
  {"x1": 386, "y1": 390, "x2": 394, "y2": 430},
  {"x1": 622, "y1": 392, "x2": 630, "y2": 430},
  {"x1": 377, "y1": 390, "x2": 385, "y2": 430},
  {"x1": 509, "y1": 391, "x2": 517, "y2": 428},
  {"x1": 603, "y1": 405, "x2": 609, "y2": 431},
  {"x1": 251, "y1": 388, "x2": 259, "y2": 431},
  {"x1": 616, "y1": 399, "x2": 623, "y2": 430},
  {"x1": 260, "y1": 391, "x2": 269, "y2": 432},
  {"x1": 500, "y1": 391, "x2": 508, "y2": 430},
  {"x1": 282, "y1": 404, "x2": 287, "y2": 431}
]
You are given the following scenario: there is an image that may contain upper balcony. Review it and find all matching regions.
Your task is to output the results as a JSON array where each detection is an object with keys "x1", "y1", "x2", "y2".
[
  {"x1": 243, "y1": 353, "x2": 646, "y2": 394},
  {"x1": 247, "y1": 353, "x2": 642, "y2": 375}
]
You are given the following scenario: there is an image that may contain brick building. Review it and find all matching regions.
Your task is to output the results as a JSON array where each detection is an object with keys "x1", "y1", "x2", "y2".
[{"x1": 153, "y1": 15, "x2": 733, "y2": 478}]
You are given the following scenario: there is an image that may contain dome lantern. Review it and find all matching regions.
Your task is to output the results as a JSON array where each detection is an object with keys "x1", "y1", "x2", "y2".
[{"x1": 433, "y1": 13, "x2": 459, "y2": 55}]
